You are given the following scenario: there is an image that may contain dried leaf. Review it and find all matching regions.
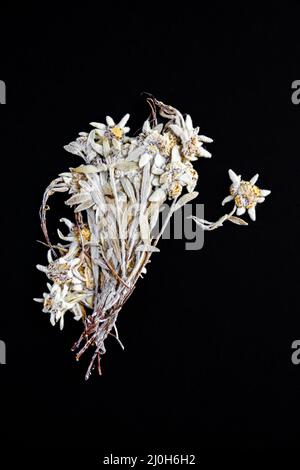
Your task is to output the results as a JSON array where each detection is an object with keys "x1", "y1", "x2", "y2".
[
  {"x1": 139, "y1": 214, "x2": 150, "y2": 243},
  {"x1": 174, "y1": 191, "x2": 198, "y2": 211},
  {"x1": 114, "y1": 161, "x2": 138, "y2": 172},
  {"x1": 136, "y1": 244, "x2": 160, "y2": 253},
  {"x1": 228, "y1": 216, "x2": 248, "y2": 226},
  {"x1": 65, "y1": 193, "x2": 92, "y2": 206},
  {"x1": 73, "y1": 164, "x2": 107, "y2": 173},
  {"x1": 121, "y1": 177, "x2": 136, "y2": 203},
  {"x1": 74, "y1": 200, "x2": 95, "y2": 212},
  {"x1": 140, "y1": 162, "x2": 151, "y2": 206}
]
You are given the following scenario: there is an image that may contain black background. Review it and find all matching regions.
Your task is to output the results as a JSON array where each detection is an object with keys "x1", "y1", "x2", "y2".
[{"x1": 0, "y1": 4, "x2": 299, "y2": 463}]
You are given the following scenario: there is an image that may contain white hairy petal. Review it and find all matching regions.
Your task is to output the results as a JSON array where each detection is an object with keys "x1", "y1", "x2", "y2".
[
  {"x1": 142, "y1": 119, "x2": 151, "y2": 133},
  {"x1": 106, "y1": 116, "x2": 115, "y2": 126},
  {"x1": 228, "y1": 169, "x2": 240, "y2": 185},
  {"x1": 185, "y1": 114, "x2": 193, "y2": 131},
  {"x1": 222, "y1": 195, "x2": 234, "y2": 206},
  {"x1": 154, "y1": 153, "x2": 165, "y2": 167},
  {"x1": 171, "y1": 145, "x2": 181, "y2": 162},
  {"x1": 89, "y1": 122, "x2": 106, "y2": 129},
  {"x1": 248, "y1": 206, "x2": 256, "y2": 221},
  {"x1": 36, "y1": 264, "x2": 48, "y2": 273},
  {"x1": 139, "y1": 153, "x2": 152, "y2": 168},
  {"x1": 236, "y1": 207, "x2": 246, "y2": 216},
  {"x1": 151, "y1": 165, "x2": 164, "y2": 175},
  {"x1": 153, "y1": 123, "x2": 164, "y2": 133},
  {"x1": 250, "y1": 173, "x2": 259, "y2": 185},
  {"x1": 199, "y1": 147, "x2": 212, "y2": 158},
  {"x1": 59, "y1": 218, "x2": 74, "y2": 230},
  {"x1": 199, "y1": 135, "x2": 213, "y2": 143},
  {"x1": 260, "y1": 189, "x2": 271, "y2": 197},
  {"x1": 169, "y1": 124, "x2": 183, "y2": 138},
  {"x1": 118, "y1": 113, "x2": 130, "y2": 128}
]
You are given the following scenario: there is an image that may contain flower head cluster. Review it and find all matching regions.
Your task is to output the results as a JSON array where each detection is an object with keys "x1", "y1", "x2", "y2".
[{"x1": 222, "y1": 169, "x2": 271, "y2": 221}]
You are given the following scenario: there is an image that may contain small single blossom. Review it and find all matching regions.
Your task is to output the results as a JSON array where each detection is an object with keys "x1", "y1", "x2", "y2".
[{"x1": 222, "y1": 169, "x2": 271, "y2": 221}]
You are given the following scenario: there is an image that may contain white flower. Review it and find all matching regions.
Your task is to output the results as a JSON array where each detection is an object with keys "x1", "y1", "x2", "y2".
[
  {"x1": 142, "y1": 119, "x2": 164, "y2": 135},
  {"x1": 222, "y1": 169, "x2": 271, "y2": 221},
  {"x1": 128, "y1": 130, "x2": 167, "y2": 169},
  {"x1": 149, "y1": 155, "x2": 198, "y2": 201},
  {"x1": 34, "y1": 283, "x2": 84, "y2": 330},
  {"x1": 36, "y1": 251, "x2": 84, "y2": 290},
  {"x1": 169, "y1": 114, "x2": 213, "y2": 160},
  {"x1": 90, "y1": 114, "x2": 130, "y2": 140}
]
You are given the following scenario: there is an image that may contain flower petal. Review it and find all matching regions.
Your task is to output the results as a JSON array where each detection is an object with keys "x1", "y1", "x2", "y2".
[
  {"x1": 171, "y1": 145, "x2": 181, "y2": 162},
  {"x1": 169, "y1": 124, "x2": 183, "y2": 138},
  {"x1": 89, "y1": 122, "x2": 106, "y2": 129},
  {"x1": 142, "y1": 119, "x2": 151, "y2": 133},
  {"x1": 185, "y1": 114, "x2": 193, "y2": 131},
  {"x1": 260, "y1": 189, "x2": 271, "y2": 197},
  {"x1": 248, "y1": 206, "x2": 256, "y2": 221},
  {"x1": 236, "y1": 207, "x2": 246, "y2": 216},
  {"x1": 106, "y1": 116, "x2": 115, "y2": 126},
  {"x1": 139, "y1": 153, "x2": 152, "y2": 168},
  {"x1": 118, "y1": 113, "x2": 130, "y2": 128},
  {"x1": 199, "y1": 147, "x2": 212, "y2": 158},
  {"x1": 228, "y1": 169, "x2": 239, "y2": 185},
  {"x1": 154, "y1": 153, "x2": 165, "y2": 167},
  {"x1": 36, "y1": 264, "x2": 48, "y2": 273},
  {"x1": 199, "y1": 135, "x2": 213, "y2": 143},
  {"x1": 221, "y1": 195, "x2": 234, "y2": 206},
  {"x1": 250, "y1": 173, "x2": 259, "y2": 185}
]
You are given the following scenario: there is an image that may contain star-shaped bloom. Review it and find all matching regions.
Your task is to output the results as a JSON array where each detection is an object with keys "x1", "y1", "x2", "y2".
[
  {"x1": 34, "y1": 283, "x2": 86, "y2": 330},
  {"x1": 222, "y1": 169, "x2": 271, "y2": 221},
  {"x1": 169, "y1": 114, "x2": 213, "y2": 160},
  {"x1": 89, "y1": 114, "x2": 130, "y2": 140}
]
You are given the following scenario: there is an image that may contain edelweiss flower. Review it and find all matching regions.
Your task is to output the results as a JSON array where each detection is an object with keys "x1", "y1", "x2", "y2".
[
  {"x1": 90, "y1": 114, "x2": 130, "y2": 140},
  {"x1": 128, "y1": 129, "x2": 167, "y2": 169},
  {"x1": 222, "y1": 169, "x2": 271, "y2": 221},
  {"x1": 150, "y1": 146, "x2": 198, "y2": 200},
  {"x1": 37, "y1": 256, "x2": 80, "y2": 285},
  {"x1": 34, "y1": 283, "x2": 84, "y2": 330},
  {"x1": 57, "y1": 218, "x2": 91, "y2": 244},
  {"x1": 169, "y1": 114, "x2": 213, "y2": 161}
]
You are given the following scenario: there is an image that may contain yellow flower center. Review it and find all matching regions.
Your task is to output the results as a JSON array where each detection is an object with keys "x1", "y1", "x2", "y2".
[
  {"x1": 80, "y1": 226, "x2": 91, "y2": 241},
  {"x1": 74, "y1": 226, "x2": 91, "y2": 241},
  {"x1": 163, "y1": 131, "x2": 179, "y2": 156},
  {"x1": 111, "y1": 127, "x2": 123, "y2": 139},
  {"x1": 148, "y1": 144, "x2": 159, "y2": 155},
  {"x1": 234, "y1": 182, "x2": 261, "y2": 209},
  {"x1": 169, "y1": 181, "x2": 183, "y2": 198}
]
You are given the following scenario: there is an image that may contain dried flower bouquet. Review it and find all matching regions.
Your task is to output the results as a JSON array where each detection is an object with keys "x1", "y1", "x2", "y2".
[{"x1": 34, "y1": 98, "x2": 270, "y2": 379}]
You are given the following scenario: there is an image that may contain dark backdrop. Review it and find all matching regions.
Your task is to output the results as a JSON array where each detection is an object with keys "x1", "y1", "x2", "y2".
[{"x1": 0, "y1": 4, "x2": 299, "y2": 463}]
